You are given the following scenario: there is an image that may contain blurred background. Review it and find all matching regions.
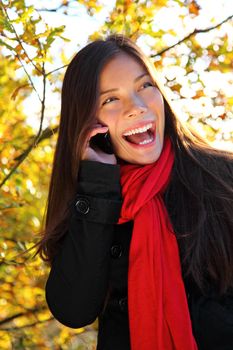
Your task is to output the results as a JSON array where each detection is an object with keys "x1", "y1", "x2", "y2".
[{"x1": 0, "y1": 0, "x2": 232, "y2": 348}]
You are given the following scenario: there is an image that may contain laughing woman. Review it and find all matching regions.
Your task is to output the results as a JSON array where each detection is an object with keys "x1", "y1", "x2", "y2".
[{"x1": 36, "y1": 35, "x2": 233, "y2": 350}]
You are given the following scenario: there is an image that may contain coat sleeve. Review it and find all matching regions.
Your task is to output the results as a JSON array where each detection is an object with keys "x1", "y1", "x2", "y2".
[{"x1": 45, "y1": 160, "x2": 122, "y2": 328}]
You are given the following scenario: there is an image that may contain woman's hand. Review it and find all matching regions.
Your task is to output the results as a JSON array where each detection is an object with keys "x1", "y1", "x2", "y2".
[{"x1": 81, "y1": 123, "x2": 117, "y2": 165}]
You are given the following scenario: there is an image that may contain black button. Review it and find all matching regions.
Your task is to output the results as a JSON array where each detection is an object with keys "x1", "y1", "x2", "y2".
[
  {"x1": 75, "y1": 198, "x2": 90, "y2": 214},
  {"x1": 119, "y1": 297, "x2": 127, "y2": 312},
  {"x1": 110, "y1": 244, "x2": 123, "y2": 258}
]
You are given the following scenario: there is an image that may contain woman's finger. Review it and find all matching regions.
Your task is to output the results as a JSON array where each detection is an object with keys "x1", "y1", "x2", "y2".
[
  {"x1": 88, "y1": 125, "x2": 109, "y2": 140},
  {"x1": 82, "y1": 125, "x2": 109, "y2": 154}
]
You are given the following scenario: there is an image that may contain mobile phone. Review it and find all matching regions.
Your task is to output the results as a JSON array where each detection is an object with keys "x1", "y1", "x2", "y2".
[{"x1": 90, "y1": 132, "x2": 114, "y2": 154}]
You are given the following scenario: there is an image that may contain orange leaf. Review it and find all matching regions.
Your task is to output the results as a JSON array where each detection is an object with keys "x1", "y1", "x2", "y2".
[
  {"x1": 188, "y1": 1, "x2": 201, "y2": 16},
  {"x1": 11, "y1": 84, "x2": 30, "y2": 100}
]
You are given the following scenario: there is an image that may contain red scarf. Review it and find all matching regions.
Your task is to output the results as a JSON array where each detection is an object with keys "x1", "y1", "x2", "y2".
[{"x1": 118, "y1": 138, "x2": 197, "y2": 350}]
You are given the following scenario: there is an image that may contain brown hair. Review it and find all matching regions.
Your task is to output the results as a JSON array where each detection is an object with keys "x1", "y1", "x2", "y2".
[{"x1": 33, "y1": 34, "x2": 233, "y2": 295}]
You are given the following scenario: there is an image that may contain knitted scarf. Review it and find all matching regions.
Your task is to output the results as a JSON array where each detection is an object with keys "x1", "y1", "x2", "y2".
[{"x1": 118, "y1": 138, "x2": 197, "y2": 350}]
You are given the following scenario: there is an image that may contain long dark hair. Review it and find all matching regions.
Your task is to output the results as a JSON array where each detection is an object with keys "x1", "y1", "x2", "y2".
[{"x1": 33, "y1": 34, "x2": 233, "y2": 295}]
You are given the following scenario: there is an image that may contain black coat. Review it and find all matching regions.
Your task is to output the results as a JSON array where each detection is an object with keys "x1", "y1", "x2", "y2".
[{"x1": 45, "y1": 160, "x2": 233, "y2": 350}]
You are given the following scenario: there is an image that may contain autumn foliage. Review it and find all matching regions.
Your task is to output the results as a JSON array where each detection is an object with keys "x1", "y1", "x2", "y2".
[{"x1": 0, "y1": 0, "x2": 232, "y2": 348}]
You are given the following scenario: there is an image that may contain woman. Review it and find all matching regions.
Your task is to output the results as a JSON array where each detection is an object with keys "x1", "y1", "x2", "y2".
[{"x1": 37, "y1": 35, "x2": 233, "y2": 349}]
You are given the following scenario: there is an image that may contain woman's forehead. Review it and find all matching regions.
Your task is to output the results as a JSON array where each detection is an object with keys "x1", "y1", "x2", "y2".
[{"x1": 99, "y1": 53, "x2": 150, "y2": 85}]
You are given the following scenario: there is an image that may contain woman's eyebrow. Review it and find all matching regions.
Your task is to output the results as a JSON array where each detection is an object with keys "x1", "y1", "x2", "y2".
[
  {"x1": 100, "y1": 88, "x2": 118, "y2": 96},
  {"x1": 134, "y1": 72, "x2": 149, "y2": 83},
  {"x1": 100, "y1": 73, "x2": 150, "y2": 96}
]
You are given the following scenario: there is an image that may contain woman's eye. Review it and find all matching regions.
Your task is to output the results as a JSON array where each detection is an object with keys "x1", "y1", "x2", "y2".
[
  {"x1": 141, "y1": 82, "x2": 154, "y2": 89},
  {"x1": 102, "y1": 97, "x2": 118, "y2": 106}
]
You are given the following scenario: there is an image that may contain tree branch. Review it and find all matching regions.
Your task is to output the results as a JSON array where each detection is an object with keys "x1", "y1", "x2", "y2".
[
  {"x1": 1, "y1": 5, "x2": 42, "y2": 75},
  {"x1": 0, "y1": 258, "x2": 26, "y2": 266},
  {"x1": 14, "y1": 56, "x2": 42, "y2": 102},
  {"x1": 0, "y1": 306, "x2": 48, "y2": 326},
  {"x1": 0, "y1": 61, "x2": 48, "y2": 188},
  {"x1": 36, "y1": 62, "x2": 46, "y2": 143},
  {"x1": 0, "y1": 6, "x2": 42, "y2": 102},
  {"x1": 1, "y1": 317, "x2": 54, "y2": 331},
  {"x1": 0, "y1": 146, "x2": 33, "y2": 188},
  {"x1": 36, "y1": 0, "x2": 77, "y2": 13},
  {"x1": 14, "y1": 126, "x2": 59, "y2": 162},
  {"x1": 45, "y1": 64, "x2": 68, "y2": 77},
  {"x1": 150, "y1": 14, "x2": 233, "y2": 57}
]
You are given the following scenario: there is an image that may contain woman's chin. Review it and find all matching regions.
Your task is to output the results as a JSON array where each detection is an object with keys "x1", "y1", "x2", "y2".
[{"x1": 116, "y1": 142, "x2": 163, "y2": 165}]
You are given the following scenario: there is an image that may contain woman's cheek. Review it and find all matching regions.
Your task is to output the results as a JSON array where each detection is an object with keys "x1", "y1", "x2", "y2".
[{"x1": 101, "y1": 106, "x2": 118, "y2": 120}]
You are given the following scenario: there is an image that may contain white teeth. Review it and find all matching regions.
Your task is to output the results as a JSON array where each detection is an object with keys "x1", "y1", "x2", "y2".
[
  {"x1": 123, "y1": 123, "x2": 152, "y2": 136},
  {"x1": 139, "y1": 138, "x2": 153, "y2": 145}
]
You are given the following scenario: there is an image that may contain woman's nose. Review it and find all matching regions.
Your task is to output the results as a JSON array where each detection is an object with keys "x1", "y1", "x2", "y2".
[{"x1": 125, "y1": 95, "x2": 148, "y2": 118}]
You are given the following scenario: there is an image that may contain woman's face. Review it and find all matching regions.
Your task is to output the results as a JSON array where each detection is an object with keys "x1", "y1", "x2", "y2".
[{"x1": 97, "y1": 53, "x2": 165, "y2": 165}]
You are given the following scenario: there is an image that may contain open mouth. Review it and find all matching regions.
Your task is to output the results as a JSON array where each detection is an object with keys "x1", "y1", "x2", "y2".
[{"x1": 122, "y1": 122, "x2": 155, "y2": 146}]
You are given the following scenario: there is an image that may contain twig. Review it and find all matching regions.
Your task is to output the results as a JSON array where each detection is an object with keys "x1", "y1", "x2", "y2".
[
  {"x1": 0, "y1": 258, "x2": 26, "y2": 266},
  {"x1": 36, "y1": 0, "x2": 76, "y2": 13},
  {"x1": 0, "y1": 306, "x2": 48, "y2": 326},
  {"x1": 151, "y1": 14, "x2": 233, "y2": 57},
  {"x1": 0, "y1": 146, "x2": 33, "y2": 187},
  {"x1": 0, "y1": 126, "x2": 57, "y2": 186},
  {"x1": 0, "y1": 63, "x2": 47, "y2": 188},
  {"x1": 0, "y1": 237, "x2": 20, "y2": 244},
  {"x1": 45, "y1": 64, "x2": 68, "y2": 77},
  {"x1": 0, "y1": 6, "x2": 42, "y2": 102},
  {"x1": 0, "y1": 317, "x2": 54, "y2": 331},
  {"x1": 13, "y1": 54, "x2": 42, "y2": 103},
  {"x1": 14, "y1": 126, "x2": 59, "y2": 162},
  {"x1": 1, "y1": 5, "x2": 42, "y2": 75},
  {"x1": 36, "y1": 62, "x2": 46, "y2": 143}
]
